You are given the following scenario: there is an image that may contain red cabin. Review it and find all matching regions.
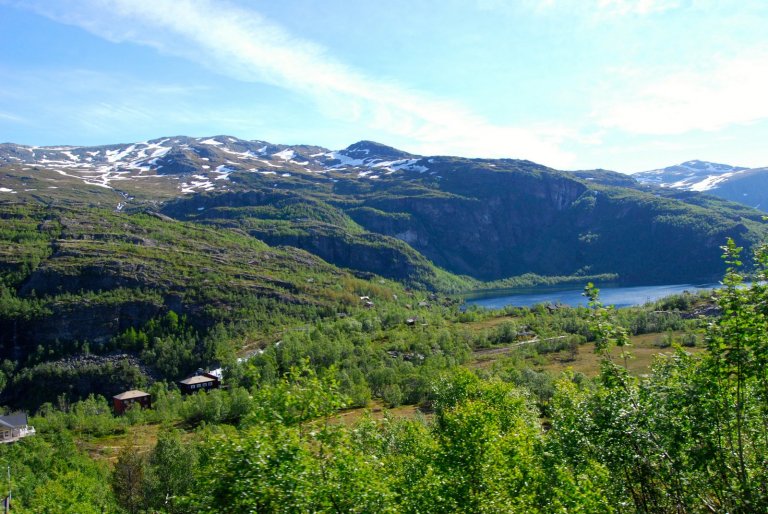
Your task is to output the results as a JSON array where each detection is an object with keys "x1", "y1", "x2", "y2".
[
  {"x1": 178, "y1": 372, "x2": 221, "y2": 394},
  {"x1": 112, "y1": 390, "x2": 152, "y2": 415}
]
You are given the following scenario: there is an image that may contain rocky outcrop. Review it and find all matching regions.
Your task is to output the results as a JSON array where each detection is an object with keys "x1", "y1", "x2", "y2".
[{"x1": 0, "y1": 297, "x2": 166, "y2": 359}]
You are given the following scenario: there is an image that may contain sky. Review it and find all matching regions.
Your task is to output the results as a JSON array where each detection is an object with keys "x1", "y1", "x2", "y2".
[{"x1": 0, "y1": 0, "x2": 767, "y2": 173}]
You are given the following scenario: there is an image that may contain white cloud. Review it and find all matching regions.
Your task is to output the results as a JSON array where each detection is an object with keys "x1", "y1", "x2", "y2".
[
  {"x1": 595, "y1": 51, "x2": 768, "y2": 135},
  {"x1": 14, "y1": 0, "x2": 576, "y2": 166}
]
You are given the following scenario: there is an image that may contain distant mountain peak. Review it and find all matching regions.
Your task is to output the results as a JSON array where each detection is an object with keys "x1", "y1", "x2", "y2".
[
  {"x1": 341, "y1": 141, "x2": 413, "y2": 160},
  {"x1": 634, "y1": 159, "x2": 752, "y2": 193},
  {"x1": 667, "y1": 160, "x2": 748, "y2": 174}
]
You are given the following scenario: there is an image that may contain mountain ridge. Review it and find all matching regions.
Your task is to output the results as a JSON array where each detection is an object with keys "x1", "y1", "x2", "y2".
[{"x1": 2, "y1": 135, "x2": 767, "y2": 288}]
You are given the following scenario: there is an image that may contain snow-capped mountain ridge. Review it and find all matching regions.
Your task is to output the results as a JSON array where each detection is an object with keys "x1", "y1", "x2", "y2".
[
  {"x1": 634, "y1": 160, "x2": 751, "y2": 192},
  {"x1": 0, "y1": 136, "x2": 430, "y2": 195}
]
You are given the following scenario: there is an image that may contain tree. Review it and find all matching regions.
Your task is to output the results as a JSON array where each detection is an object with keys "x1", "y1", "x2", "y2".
[
  {"x1": 697, "y1": 238, "x2": 768, "y2": 510},
  {"x1": 144, "y1": 429, "x2": 197, "y2": 513},
  {"x1": 111, "y1": 443, "x2": 146, "y2": 514}
]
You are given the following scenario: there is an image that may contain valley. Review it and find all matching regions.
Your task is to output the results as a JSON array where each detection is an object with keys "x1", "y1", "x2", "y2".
[{"x1": 1, "y1": 135, "x2": 767, "y2": 512}]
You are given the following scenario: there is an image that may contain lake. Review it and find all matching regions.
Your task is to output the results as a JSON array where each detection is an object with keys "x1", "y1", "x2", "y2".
[{"x1": 464, "y1": 283, "x2": 720, "y2": 309}]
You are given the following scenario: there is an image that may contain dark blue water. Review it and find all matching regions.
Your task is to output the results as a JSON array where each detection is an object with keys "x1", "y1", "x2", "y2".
[{"x1": 465, "y1": 283, "x2": 719, "y2": 309}]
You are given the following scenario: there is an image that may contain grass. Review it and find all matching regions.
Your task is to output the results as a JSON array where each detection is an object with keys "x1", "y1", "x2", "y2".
[
  {"x1": 329, "y1": 400, "x2": 430, "y2": 427},
  {"x1": 471, "y1": 331, "x2": 705, "y2": 377},
  {"x1": 76, "y1": 419, "x2": 202, "y2": 465},
  {"x1": 78, "y1": 423, "x2": 164, "y2": 463}
]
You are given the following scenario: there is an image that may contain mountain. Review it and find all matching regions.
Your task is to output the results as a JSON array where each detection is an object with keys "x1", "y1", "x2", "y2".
[
  {"x1": 699, "y1": 167, "x2": 768, "y2": 211},
  {"x1": 633, "y1": 160, "x2": 768, "y2": 211},
  {"x1": 4, "y1": 135, "x2": 768, "y2": 405},
  {"x1": 2, "y1": 136, "x2": 767, "y2": 289},
  {"x1": 0, "y1": 137, "x2": 427, "y2": 201},
  {"x1": 633, "y1": 160, "x2": 750, "y2": 191}
]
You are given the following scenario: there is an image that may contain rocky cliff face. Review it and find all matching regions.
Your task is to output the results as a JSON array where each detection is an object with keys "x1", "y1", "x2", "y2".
[
  {"x1": 1, "y1": 298, "x2": 164, "y2": 357},
  {"x1": 350, "y1": 168, "x2": 588, "y2": 279}
]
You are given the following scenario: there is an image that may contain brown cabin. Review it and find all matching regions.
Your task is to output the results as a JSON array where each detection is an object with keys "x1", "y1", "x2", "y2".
[
  {"x1": 113, "y1": 390, "x2": 152, "y2": 415},
  {"x1": 178, "y1": 372, "x2": 220, "y2": 394}
]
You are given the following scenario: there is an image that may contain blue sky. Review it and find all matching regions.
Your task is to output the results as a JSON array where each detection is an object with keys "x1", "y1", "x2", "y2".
[{"x1": 1, "y1": 0, "x2": 767, "y2": 172}]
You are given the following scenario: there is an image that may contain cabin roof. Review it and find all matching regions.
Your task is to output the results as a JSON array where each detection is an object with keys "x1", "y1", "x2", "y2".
[
  {"x1": 113, "y1": 390, "x2": 150, "y2": 401},
  {"x1": 179, "y1": 375, "x2": 217, "y2": 386},
  {"x1": 0, "y1": 412, "x2": 27, "y2": 429}
]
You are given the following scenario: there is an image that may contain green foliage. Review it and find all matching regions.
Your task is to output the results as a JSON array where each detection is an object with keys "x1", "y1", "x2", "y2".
[
  {"x1": 245, "y1": 362, "x2": 347, "y2": 429},
  {"x1": 0, "y1": 431, "x2": 117, "y2": 513},
  {"x1": 10, "y1": 359, "x2": 146, "y2": 410},
  {"x1": 143, "y1": 429, "x2": 197, "y2": 513},
  {"x1": 3, "y1": 187, "x2": 768, "y2": 511},
  {"x1": 111, "y1": 443, "x2": 146, "y2": 514}
]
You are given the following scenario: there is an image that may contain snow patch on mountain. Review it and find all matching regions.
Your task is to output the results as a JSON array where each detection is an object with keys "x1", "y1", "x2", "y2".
[
  {"x1": 0, "y1": 136, "x2": 430, "y2": 199},
  {"x1": 273, "y1": 149, "x2": 295, "y2": 161},
  {"x1": 635, "y1": 160, "x2": 750, "y2": 192},
  {"x1": 686, "y1": 172, "x2": 738, "y2": 192}
]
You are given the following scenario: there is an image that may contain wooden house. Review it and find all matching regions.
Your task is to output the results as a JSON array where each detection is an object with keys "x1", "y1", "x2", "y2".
[
  {"x1": 0, "y1": 412, "x2": 35, "y2": 443},
  {"x1": 113, "y1": 390, "x2": 152, "y2": 415},
  {"x1": 178, "y1": 371, "x2": 221, "y2": 394}
]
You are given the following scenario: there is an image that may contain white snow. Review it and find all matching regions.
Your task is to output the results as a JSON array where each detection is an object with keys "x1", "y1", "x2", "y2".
[
  {"x1": 689, "y1": 172, "x2": 736, "y2": 192},
  {"x1": 325, "y1": 151, "x2": 366, "y2": 167},
  {"x1": 220, "y1": 147, "x2": 262, "y2": 160},
  {"x1": 181, "y1": 179, "x2": 215, "y2": 193},
  {"x1": 105, "y1": 145, "x2": 136, "y2": 163},
  {"x1": 272, "y1": 149, "x2": 295, "y2": 161},
  {"x1": 199, "y1": 138, "x2": 223, "y2": 146},
  {"x1": 0, "y1": 187, "x2": 14, "y2": 193},
  {"x1": 149, "y1": 146, "x2": 171, "y2": 158},
  {"x1": 373, "y1": 158, "x2": 427, "y2": 173}
]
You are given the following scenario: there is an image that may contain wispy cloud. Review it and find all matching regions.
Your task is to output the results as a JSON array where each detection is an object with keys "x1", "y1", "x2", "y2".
[
  {"x1": 532, "y1": 0, "x2": 682, "y2": 16},
  {"x1": 595, "y1": 51, "x2": 768, "y2": 135},
  {"x1": 11, "y1": 0, "x2": 576, "y2": 166},
  {"x1": 0, "y1": 66, "x2": 269, "y2": 142},
  {"x1": 595, "y1": 0, "x2": 681, "y2": 16},
  {"x1": 0, "y1": 111, "x2": 25, "y2": 123}
]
